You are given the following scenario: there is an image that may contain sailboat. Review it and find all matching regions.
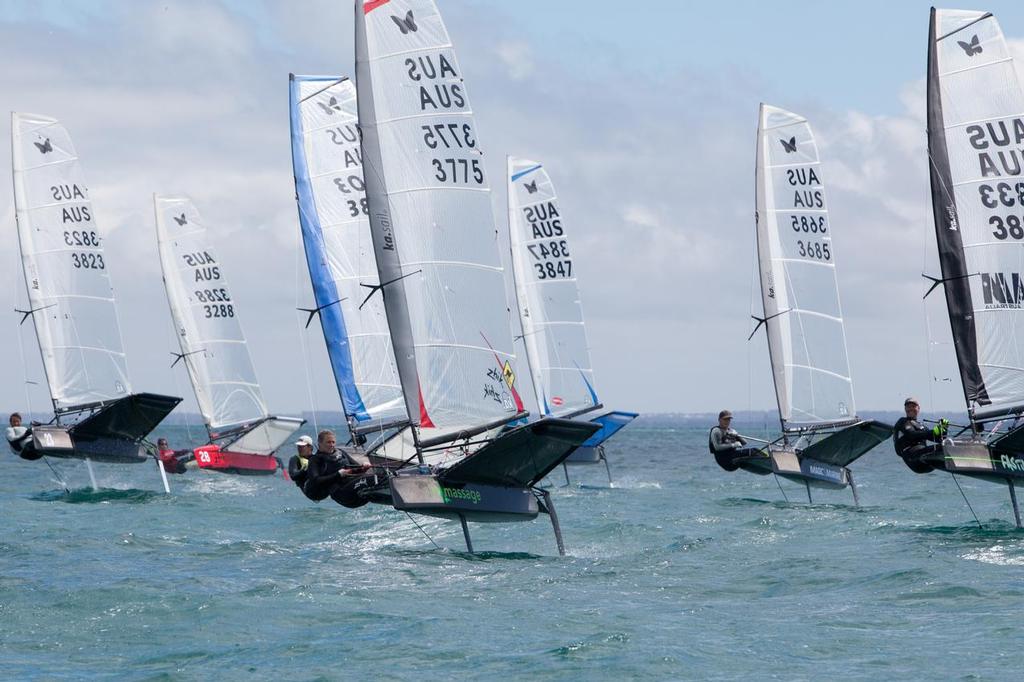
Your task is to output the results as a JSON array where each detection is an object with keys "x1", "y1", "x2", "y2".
[
  {"x1": 154, "y1": 195, "x2": 305, "y2": 475},
  {"x1": 506, "y1": 157, "x2": 638, "y2": 485},
  {"x1": 10, "y1": 112, "x2": 181, "y2": 485},
  {"x1": 286, "y1": 0, "x2": 599, "y2": 554},
  {"x1": 734, "y1": 104, "x2": 889, "y2": 503},
  {"x1": 917, "y1": 8, "x2": 1024, "y2": 527}
]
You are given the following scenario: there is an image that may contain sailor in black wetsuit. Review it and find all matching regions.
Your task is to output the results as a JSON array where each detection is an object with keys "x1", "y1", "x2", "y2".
[
  {"x1": 893, "y1": 397, "x2": 947, "y2": 474},
  {"x1": 302, "y1": 429, "x2": 370, "y2": 508},
  {"x1": 709, "y1": 410, "x2": 761, "y2": 471}
]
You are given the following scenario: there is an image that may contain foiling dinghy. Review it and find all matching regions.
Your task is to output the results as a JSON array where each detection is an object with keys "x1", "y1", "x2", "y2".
[
  {"x1": 914, "y1": 8, "x2": 1024, "y2": 527},
  {"x1": 506, "y1": 157, "x2": 638, "y2": 486},
  {"x1": 155, "y1": 195, "x2": 304, "y2": 476},
  {"x1": 728, "y1": 104, "x2": 889, "y2": 504},
  {"x1": 286, "y1": 0, "x2": 598, "y2": 555},
  {"x1": 10, "y1": 112, "x2": 181, "y2": 490}
]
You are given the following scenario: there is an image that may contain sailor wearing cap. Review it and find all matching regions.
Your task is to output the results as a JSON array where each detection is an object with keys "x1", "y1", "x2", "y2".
[
  {"x1": 709, "y1": 410, "x2": 759, "y2": 471},
  {"x1": 287, "y1": 435, "x2": 315, "y2": 488},
  {"x1": 893, "y1": 397, "x2": 947, "y2": 474}
]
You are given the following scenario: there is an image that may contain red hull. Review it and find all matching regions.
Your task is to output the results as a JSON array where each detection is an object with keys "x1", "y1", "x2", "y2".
[{"x1": 194, "y1": 444, "x2": 280, "y2": 476}]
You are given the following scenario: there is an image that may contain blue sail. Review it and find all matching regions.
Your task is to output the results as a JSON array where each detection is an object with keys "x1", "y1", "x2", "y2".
[{"x1": 288, "y1": 75, "x2": 368, "y2": 422}]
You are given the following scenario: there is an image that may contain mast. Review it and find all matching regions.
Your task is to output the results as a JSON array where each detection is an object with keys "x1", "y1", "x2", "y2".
[
  {"x1": 506, "y1": 155, "x2": 543, "y2": 417},
  {"x1": 754, "y1": 104, "x2": 787, "y2": 435},
  {"x1": 926, "y1": 8, "x2": 1024, "y2": 424},
  {"x1": 754, "y1": 104, "x2": 857, "y2": 433},
  {"x1": 354, "y1": 7, "x2": 422, "y2": 443},
  {"x1": 926, "y1": 8, "x2": 989, "y2": 423},
  {"x1": 354, "y1": 0, "x2": 526, "y2": 450}
]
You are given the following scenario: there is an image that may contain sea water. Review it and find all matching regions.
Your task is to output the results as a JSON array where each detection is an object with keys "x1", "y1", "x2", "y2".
[{"x1": 3, "y1": 419, "x2": 1024, "y2": 680}]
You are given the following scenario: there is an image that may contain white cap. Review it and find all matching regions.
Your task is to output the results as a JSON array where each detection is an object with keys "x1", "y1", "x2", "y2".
[{"x1": 294, "y1": 435, "x2": 313, "y2": 447}]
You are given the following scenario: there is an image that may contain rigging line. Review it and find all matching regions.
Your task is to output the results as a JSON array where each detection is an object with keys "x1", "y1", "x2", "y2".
[
  {"x1": 920, "y1": 128, "x2": 935, "y2": 408},
  {"x1": 294, "y1": 220, "x2": 319, "y2": 434},
  {"x1": 773, "y1": 473, "x2": 790, "y2": 503},
  {"x1": 167, "y1": 328, "x2": 196, "y2": 447},
  {"x1": 951, "y1": 472, "x2": 983, "y2": 530},
  {"x1": 404, "y1": 511, "x2": 441, "y2": 550},
  {"x1": 299, "y1": 77, "x2": 348, "y2": 103},
  {"x1": 747, "y1": 219, "x2": 758, "y2": 420},
  {"x1": 11, "y1": 220, "x2": 39, "y2": 419},
  {"x1": 43, "y1": 457, "x2": 69, "y2": 493}
]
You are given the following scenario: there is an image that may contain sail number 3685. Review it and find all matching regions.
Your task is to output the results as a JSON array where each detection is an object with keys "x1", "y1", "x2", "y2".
[{"x1": 796, "y1": 240, "x2": 831, "y2": 261}]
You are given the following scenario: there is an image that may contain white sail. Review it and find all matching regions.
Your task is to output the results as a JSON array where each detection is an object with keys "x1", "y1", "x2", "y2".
[
  {"x1": 928, "y1": 9, "x2": 1024, "y2": 420},
  {"x1": 355, "y1": 0, "x2": 525, "y2": 444},
  {"x1": 12, "y1": 112, "x2": 132, "y2": 411},
  {"x1": 507, "y1": 157, "x2": 599, "y2": 418},
  {"x1": 755, "y1": 104, "x2": 856, "y2": 428},
  {"x1": 154, "y1": 195, "x2": 271, "y2": 438},
  {"x1": 289, "y1": 75, "x2": 407, "y2": 431}
]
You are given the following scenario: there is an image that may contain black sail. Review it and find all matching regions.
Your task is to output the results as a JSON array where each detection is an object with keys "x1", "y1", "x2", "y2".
[{"x1": 926, "y1": 7, "x2": 990, "y2": 413}]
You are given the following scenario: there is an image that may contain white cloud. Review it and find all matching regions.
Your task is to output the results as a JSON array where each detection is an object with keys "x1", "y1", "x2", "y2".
[
  {"x1": 0, "y1": 2, "x2": 1010, "y2": 417},
  {"x1": 494, "y1": 41, "x2": 535, "y2": 81}
]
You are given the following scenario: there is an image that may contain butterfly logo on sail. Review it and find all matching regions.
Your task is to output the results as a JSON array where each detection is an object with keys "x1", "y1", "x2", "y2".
[
  {"x1": 524, "y1": 180, "x2": 538, "y2": 194},
  {"x1": 780, "y1": 137, "x2": 797, "y2": 154},
  {"x1": 34, "y1": 138, "x2": 53, "y2": 154},
  {"x1": 173, "y1": 213, "x2": 187, "y2": 226},
  {"x1": 317, "y1": 96, "x2": 342, "y2": 116},
  {"x1": 391, "y1": 10, "x2": 417, "y2": 34},
  {"x1": 958, "y1": 35, "x2": 982, "y2": 57}
]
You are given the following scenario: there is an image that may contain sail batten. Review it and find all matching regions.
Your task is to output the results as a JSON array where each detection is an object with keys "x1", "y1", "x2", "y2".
[
  {"x1": 507, "y1": 156, "x2": 599, "y2": 419},
  {"x1": 12, "y1": 112, "x2": 133, "y2": 410},
  {"x1": 755, "y1": 104, "x2": 857, "y2": 428},
  {"x1": 355, "y1": 0, "x2": 524, "y2": 442}
]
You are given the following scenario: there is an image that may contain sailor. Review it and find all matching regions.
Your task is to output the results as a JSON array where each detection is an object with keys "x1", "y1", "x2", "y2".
[
  {"x1": 709, "y1": 410, "x2": 760, "y2": 471},
  {"x1": 893, "y1": 397, "x2": 947, "y2": 473},
  {"x1": 5, "y1": 412, "x2": 31, "y2": 454},
  {"x1": 287, "y1": 435, "x2": 314, "y2": 489},
  {"x1": 302, "y1": 429, "x2": 370, "y2": 508},
  {"x1": 157, "y1": 437, "x2": 194, "y2": 474}
]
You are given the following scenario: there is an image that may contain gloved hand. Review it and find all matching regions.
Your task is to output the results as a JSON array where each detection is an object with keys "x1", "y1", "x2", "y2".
[{"x1": 932, "y1": 418, "x2": 949, "y2": 437}]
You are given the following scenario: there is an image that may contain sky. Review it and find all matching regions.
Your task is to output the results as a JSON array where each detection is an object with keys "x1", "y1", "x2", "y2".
[{"x1": 2, "y1": 0, "x2": 1024, "y2": 420}]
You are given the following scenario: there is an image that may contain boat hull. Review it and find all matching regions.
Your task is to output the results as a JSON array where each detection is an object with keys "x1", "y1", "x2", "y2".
[
  {"x1": 918, "y1": 440, "x2": 1024, "y2": 484},
  {"x1": 194, "y1": 444, "x2": 280, "y2": 476},
  {"x1": 385, "y1": 473, "x2": 539, "y2": 522},
  {"x1": 22, "y1": 394, "x2": 181, "y2": 463}
]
